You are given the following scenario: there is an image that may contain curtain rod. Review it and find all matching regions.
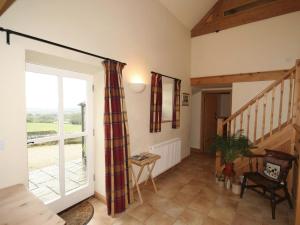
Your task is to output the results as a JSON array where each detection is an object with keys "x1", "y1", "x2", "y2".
[
  {"x1": 0, "y1": 27, "x2": 126, "y2": 65},
  {"x1": 151, "y1": 71, "x2": 181, "y2": 81}
]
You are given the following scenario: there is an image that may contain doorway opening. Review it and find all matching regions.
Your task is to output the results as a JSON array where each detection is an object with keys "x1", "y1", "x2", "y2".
[{"x1": 201, "y1": 90, "x2": 232, "y2": 152}]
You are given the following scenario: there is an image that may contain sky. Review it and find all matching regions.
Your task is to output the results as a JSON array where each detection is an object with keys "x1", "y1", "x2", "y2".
[{"x1": 26, "y1": 72, "x2": 87, "y2": 112}]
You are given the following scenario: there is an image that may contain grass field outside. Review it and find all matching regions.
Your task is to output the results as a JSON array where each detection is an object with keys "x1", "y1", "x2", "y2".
[{"x1": 27, "y1": 122, "x2": 81, "y2": 133}]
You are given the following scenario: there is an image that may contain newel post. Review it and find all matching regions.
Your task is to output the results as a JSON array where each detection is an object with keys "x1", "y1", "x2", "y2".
[
  {"x1": 216, "y1": 118, "x2": 224, "y2": 174},
  {"x1": 294, "y1": 60, "x2": 300, "y2": 225},
  {"x1": 292, "y1": 60, "x2": 300, "y2": 125}
]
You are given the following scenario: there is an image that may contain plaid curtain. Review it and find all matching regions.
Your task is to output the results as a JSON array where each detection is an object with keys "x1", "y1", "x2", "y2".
[
  {"x1": 172, "y1": 79, "x2": 181, "y2": 129},
  {"x1": 150, "y1": 72, "x2": 162, "y2": 132},
  {"x1": 103, "y1": 60, "x2": 133, "y2": 216}
]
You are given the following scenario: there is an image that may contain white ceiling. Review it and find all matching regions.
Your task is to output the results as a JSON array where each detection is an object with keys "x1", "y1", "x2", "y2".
[{"x1": 158, "y1": 0, "x2": 217, "y2": 30}]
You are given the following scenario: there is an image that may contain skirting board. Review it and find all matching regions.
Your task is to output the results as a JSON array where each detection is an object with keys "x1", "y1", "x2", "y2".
[
  {"x1": 191, "y1": 148, "x2": 201, "y2": 152},
  {"x1": 94, "y1": 192, "x2": 106, "y2": 204}
]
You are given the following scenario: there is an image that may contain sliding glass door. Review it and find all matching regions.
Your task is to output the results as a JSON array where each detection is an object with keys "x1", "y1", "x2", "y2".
[{"x1": 26, "y1": 64, "x2": 94, "y2": 213}]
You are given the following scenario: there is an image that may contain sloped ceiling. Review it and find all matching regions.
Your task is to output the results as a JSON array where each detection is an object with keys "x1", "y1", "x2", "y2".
[{"x1": 158, "y1": 0, "x2": 217, "y2": 29}]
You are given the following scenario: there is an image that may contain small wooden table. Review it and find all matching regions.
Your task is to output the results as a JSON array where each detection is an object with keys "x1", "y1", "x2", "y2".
[
  {"x1": 0, "y1": 184, "x2": 65, "y2": 225},
  {"x1": 130, "y1": 153, "x2": 161, "y2": 204}
]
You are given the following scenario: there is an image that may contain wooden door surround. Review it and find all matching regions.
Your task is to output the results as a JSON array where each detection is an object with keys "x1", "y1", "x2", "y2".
[{"x1": 201, "y1": 90, "x2": 232, "y2": 152}]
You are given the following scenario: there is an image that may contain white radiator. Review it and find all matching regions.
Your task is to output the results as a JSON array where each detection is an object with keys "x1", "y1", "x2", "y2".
[{"x1": 149, "y1": 138, "x2": 181, "y2": 177}]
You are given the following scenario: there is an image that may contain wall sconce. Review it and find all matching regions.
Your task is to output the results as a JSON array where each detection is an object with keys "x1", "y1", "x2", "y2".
[
  {"x1": 129, "y1": 74, "x2": 146, "y2": 93},
  {"x1": 129, "y1": 83, "x2": 146, "y2": 93}
]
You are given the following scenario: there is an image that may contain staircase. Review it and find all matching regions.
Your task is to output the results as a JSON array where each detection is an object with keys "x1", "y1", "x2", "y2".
[
  {"x1": 215, "y1": 60, "x2": 300, "y2": 177},
  {"x1": 214, "y1": 60, "x2": 300, "y2": 225}
]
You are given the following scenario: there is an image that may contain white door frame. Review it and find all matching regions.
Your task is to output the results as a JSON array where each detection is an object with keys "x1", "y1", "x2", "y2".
[{"x1": 26, "y1": 63, "x2": 94, "y2": 213}]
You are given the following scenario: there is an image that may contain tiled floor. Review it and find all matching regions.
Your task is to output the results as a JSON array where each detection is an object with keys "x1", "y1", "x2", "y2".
[
  {"x1": 87, "y1": 152, "x2": 295, "y2": 225},
  {"x1": 29, "y1": 159, "x2": 87, "y2": 203}
]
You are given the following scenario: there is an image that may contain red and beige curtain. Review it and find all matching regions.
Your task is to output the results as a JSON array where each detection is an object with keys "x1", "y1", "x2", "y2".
[
  {"x1": 172, "y1": 79, "x2": 181, "y2": 129},
  {"x1": 103, "y1": 60, "x2": 133, "y2": 216},
  {"x1": 150, "y1": 72, "x2": 162, "y2": 132}
]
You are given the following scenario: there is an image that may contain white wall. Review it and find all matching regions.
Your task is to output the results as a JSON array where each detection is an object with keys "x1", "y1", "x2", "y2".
[
  {"x1": 190, "y1": 91, "x2": 201, "y2": 149},
  {"x1": 218, "y1": 94, "x2": 231, "y2": 118},
  {"x1": 191, "y1": 12, "x2": 300, "y2": 77},
  {"x1": 0, "y1": 0, "x2": 191, "y2": 197}
]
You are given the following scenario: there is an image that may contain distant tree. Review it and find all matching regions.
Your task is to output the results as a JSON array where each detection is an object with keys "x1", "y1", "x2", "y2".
[
  {"x1": 39, "y1": 114, "x2": 57, "y2": 123},
  {"x1": 27, "y1": 113, "x2": 57, "y2": 123},
  {"x1": 27, "y1": 113, "x2": 34, "y2": 122},
  {"x1": 70, "y1": 113, "x2": 82, "y2": 125}
]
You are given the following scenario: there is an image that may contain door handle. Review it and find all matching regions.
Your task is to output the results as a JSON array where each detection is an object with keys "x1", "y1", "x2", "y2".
[{"x1": 27, "y1": 141, "x2": 35, "y2": 145}]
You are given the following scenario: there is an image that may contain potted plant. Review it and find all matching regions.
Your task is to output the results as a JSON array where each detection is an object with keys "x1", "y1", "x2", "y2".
[{"x1": 211, "y1": 130, "x2": 252, "y2": 177}]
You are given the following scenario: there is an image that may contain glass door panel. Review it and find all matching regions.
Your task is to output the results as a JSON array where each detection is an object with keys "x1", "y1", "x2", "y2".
[
  {"x1": 64, "y1": 137, "x2": 88, "y2": 194},
  {"x1": 63, "y1": 77, "x2": 87, "y2": 134},
  {"x1": 26, "y1": 72, "x2": 58, "y2": 139},
  {"x1": 28, "y1": 140, "x2": 60, "y2": 203}
]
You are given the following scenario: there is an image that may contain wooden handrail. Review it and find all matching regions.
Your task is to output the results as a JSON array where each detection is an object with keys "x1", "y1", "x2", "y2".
[{"x1": 223, "y1": 66, "x2": 296, "y2": 125}]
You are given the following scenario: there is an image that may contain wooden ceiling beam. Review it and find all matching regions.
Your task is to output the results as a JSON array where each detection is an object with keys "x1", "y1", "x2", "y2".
[
  {"x1": 191, "y1": 0, "x2": 300, "y2": 37},
  {"x1": 191, "y1": 69, "x2": 288, "y2": 86},
  {"x1": 0, "y1": 0, "x2": 15, "y2": 16}
]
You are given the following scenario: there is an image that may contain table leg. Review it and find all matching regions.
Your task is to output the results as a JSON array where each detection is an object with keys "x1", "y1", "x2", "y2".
[
  {"x1": 131, "y1": 166, "x2": 143, "y2": 204},
  {"x1": 136, "y1": 165, "x2": 145, "y2": 183},
  {"x1": 146, "y1": 161, "x2": 158, "y2": 192}
]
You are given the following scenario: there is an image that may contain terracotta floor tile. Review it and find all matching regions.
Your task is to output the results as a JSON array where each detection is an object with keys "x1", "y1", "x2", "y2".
[
  {"x1": 112, "y1": 214, "x2": 144, "y2": 225},
  {"x1": 172, "y1": 192, "x2": 196, "y2": 207},
  {"x1": 236, "y1": 201, "x2": 265, "y2": 222},
  {"x1": 157, "y1": 185, "x2": 182, "y2": 199},
  {"x1": 215, "y1": 196, "x2": 239, "y2": 210},
  {"x1": 208, "y1": 205, "x2": 236, "y2": 225},
  {"x1": 232, "y1": 213, "x2": 262, "y2": 225},
  {"x1": 202, "y1": 216, "x2": 228, "y2": 225},
  {"x1": 164, "y1": 200, "x2": 185, "y2": 218},
  {"x1": 172, "y1": 219, "x2": 188, "y2": 225},
  {"x1": 127, "y1": 203, "x2": 157, "y2": 222},
  {"x1": 179, "y1": 184, "x2": 201, "y2": 196},
  {"x1": 144, "y1": 211, "x2": 175, "y2": 225},
  {"x1": 147, "y1": 194, "x2": 172, "y2": 212},
  {"x1": 187, "y1": 196, "x2": 214, "y2": 214},
  {"x1": 177, "y1": 209, "x2": 206, "y2": 225}
]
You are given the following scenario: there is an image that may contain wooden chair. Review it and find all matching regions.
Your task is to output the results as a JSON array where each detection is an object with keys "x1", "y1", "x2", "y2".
[{"x1": 240, "y1": 149, "x2": 296, "y2": 219}]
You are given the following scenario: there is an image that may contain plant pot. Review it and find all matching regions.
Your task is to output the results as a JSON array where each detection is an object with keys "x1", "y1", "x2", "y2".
[
  {"x1": 225, "y1": 178, "x2": 231, "y2": 190},
  {"x1": 218, "y1": 180, "x2": 225, "y2": 188},
  {"x1": 232, "y1": 182, "x2": 241, "y2": 195},
  {"x1": 223, "y1": 163, "x2": 235, "y2": 177}
]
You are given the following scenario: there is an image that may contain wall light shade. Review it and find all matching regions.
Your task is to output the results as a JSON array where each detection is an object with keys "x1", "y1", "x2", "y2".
[{"x1": 129, "y1": 83, "x2": 146, "y2": 93}]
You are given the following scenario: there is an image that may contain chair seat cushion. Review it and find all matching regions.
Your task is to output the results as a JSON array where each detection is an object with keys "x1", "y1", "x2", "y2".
[
  {"x1": 262, "y1": 156, "x2": 289, "y2": 182},
  {"x1": 244, "y1": 172, "x2": 281, "y2": 189}
]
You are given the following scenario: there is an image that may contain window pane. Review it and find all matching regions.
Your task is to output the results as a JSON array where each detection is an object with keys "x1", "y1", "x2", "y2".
[
  {"x1": 26, "y1": 72, "x2": 58, "y2": 139},
  {"x1": 162, "y1": 78, "x2": 174, "y2": 121},
  {"x1": 28, "y1": 140, "x2": 60, "y2": 203},
  {"x1": 63, "y1": 78, "x2": 87, "y2": 133},
  {"x1": 64, "y1": 137, "x2": 88, "y2": 193}
]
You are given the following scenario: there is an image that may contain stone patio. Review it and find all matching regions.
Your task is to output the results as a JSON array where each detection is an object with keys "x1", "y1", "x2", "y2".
[{"x1": 29, "y1": 159, "x2": 87, "y2": 203}]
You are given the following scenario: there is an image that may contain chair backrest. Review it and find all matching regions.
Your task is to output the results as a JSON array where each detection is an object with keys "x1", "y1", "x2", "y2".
[{"x1": 262, "y1": 149, "x2": 296, "y2": 183}]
